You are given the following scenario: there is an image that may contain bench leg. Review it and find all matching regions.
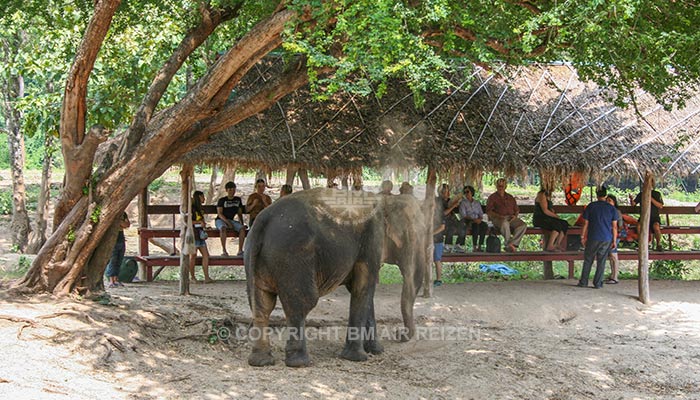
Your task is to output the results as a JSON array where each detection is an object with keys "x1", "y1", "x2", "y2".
[
  {"x1": 567, "y1": 260, "x2": 575, "y2": 279},
  {"x1": 147, "y1": 265, "x2": 153, "y2": 282}
]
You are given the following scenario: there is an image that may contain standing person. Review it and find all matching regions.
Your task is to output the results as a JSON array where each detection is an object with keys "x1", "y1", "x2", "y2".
[
  {"x1": 432, "y1": 197, "x2": 446, "y2": 287},
  {"x1": 486, "y1": 178, "x2": 526, "y2": 252},
  {"x1": 246, "y1": 179, "x2": 272, "y2": 226},
  {"x1": 399, "y1": 182, "x2": 414, "y2": 195},
  {"x1": 459, "y1": 185, "x2": 488, "y2": 252},
  {"x1": 439, "y1": 183, "x2": 465, "y2": 252},
  {"x1": 578, "y1": 186, "x2": 618, "y2": 289},
  {"x1": 279, "y1": 184, "x2": 293, "y2": 198},
  {"x1": 605, "y1": 194, "x2": 624, "y2": 284},
  {"x1": 106, "y1": 212, "x2": 130, "y2": 288},
  {"x1": 630, "y1": 182, "x2": 664, "y2": 251},
  {"x1": 533, "y1": 188, "x2": 569, "y2": 251},
  {"x1": 215, "y1": 181, "x2": 246, "y2": 256},
  {"x1": 190, "y1": 190, "x2": 213, "y2": 283}
]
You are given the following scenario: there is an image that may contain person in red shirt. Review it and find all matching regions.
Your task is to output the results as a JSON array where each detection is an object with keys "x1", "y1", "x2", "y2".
[{"x1": 486, "y1": 178, "x2": 526, "y2": 252}]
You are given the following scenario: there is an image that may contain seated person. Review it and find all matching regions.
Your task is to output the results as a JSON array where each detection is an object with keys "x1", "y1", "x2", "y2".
[
  {"x1": 458, "y1": 185, "x2": 488, "y2": 252},
  {"x1": 533, "y1": 188, "x2": 569, "y2": 251},
  {"x1": 190, "y1": 190, "x2": 213, "y2": 283},
  {"x1": 399, "y1": 181, "x2": 414, "y2": 195},
  {"x1": 486, "y1": 178, "x2": 526, "y2": 252},
  {"x1": 630, "y1": 183, "x2": 664, "y2": 251},
  {"x1": 215, "y1": 181, "x2": 246, "y2": 256},
  {"x1": 246, "y1": 178, "x2": 272, "y2": 226},
  {"x1": 279, "y1": 184, "x2": 293, "y2": 198},
  {"x1": 379, "y1": 180, "x2": 393, "y2": 195},
  {"x1": 438, "y1": 183, "x2": 466, "y2": 252}
]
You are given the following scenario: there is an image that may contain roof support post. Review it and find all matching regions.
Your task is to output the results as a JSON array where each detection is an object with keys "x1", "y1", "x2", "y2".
[
  {"x1": 638, "y1": 170, "x2": 653, "y2": 304},
  {"x1": 179, "y1": 165, "x2": 194, "y2": 295},
  {"x1": 423, "y1": 166, "x2": 437, "y2": 298}
]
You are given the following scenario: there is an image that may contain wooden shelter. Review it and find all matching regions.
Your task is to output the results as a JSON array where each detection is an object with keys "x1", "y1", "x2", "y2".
[{"x1": 174, "y1": 59, "x2": 700, "y2": 302}]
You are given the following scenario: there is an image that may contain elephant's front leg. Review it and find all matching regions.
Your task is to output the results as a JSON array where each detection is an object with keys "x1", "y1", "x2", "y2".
[
  {"x1": 363, "y1": 297, "x2": 384, "y2": 355},
  {"x1": 341, "y1": 261, "x2": 375, "y2": 362},
  {"x1": 248, "y1": 288, "x2": 277, "y2": 367}
]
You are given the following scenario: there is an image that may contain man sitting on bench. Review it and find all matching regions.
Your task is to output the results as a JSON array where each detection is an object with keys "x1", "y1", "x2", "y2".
[
  {"x1": 216, "y1": 181, "x2": 246, "y2": 256},
  {"x1": 486, "y1": 178, "x2": 526, "y2": 252}
]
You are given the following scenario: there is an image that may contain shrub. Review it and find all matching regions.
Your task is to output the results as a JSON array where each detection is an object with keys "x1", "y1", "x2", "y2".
[
  {"x1": 651, "y1": 259, "x2": 689, "y2": 280},
  {"x1": 0, "y1": 190, "x2": 11, "y2": 215}
]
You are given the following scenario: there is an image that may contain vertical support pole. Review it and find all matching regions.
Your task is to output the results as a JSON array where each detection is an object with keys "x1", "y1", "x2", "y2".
[
  {"x1": 298, "y1": 168, "x2": 311, "y2": 190},
  {"x1": 638, "y1": 170, "x2": 653, "y2": 304},
  {"x1": 137, "y1": 187, "x2": 149, "y2": 281},
  {"x1": 179, "y1": 165, "x2": 194, "y2": 295},
  {"x1": 423, "y1": 166, "x2": 437, "y2": 298},
  {"x1": 285, "y1": 163, "x2": 297, "y2": 186}
]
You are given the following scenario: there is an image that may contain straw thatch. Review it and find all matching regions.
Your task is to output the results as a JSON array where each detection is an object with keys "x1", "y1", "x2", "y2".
[{"x1": 182, "y1": 58, "x2": 700, "y2": 181}]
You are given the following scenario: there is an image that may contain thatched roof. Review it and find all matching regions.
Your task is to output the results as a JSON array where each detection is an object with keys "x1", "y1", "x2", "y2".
[{"x1": 182, "y1": 59, "x2": 700, "y2": 180}]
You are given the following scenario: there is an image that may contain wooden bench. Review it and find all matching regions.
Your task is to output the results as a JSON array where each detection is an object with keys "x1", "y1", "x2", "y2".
[{"x1": 441, "y1": 249, "x2": 700, "y2": 279}]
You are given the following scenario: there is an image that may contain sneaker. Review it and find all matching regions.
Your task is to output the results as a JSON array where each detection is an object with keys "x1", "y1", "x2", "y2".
[
  {"x1": 433, "y1": 280, "x2": 442, "y2": 287},
  {"x1": 222, "y1": 251, "x2": 229, "y2": 256},
  {"x1": 107, "y1": 283, "x2": 117, "y2": 289},
  {"x1": 454, "y1": 245, "x2": 466, "y2": 253},
  {"x1": 116, "y1": 282, "x2": 125, "y2": 287},
  {"x1": 237, "y1": 250, "x2": 244, "y2": 256}
]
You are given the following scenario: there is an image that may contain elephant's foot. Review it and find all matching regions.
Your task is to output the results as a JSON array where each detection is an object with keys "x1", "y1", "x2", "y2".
[
  {"x1": 364, "y1": 339, "x2": 384, "y2": 355},
  {"x1": 396, "y1": 326, "x2": 414, "y2": 342},
  {"x1": 285, "y1": 349, "x2": 312, "y2": 368},
  {"x1": 248, "y1": 349, "x2": 276, "y2": 367},
  {"x1": 340, "y1": 344, "x2": 369, "y2": 362}
]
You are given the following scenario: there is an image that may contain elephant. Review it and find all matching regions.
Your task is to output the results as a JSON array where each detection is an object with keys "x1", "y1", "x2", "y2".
[{"x1": 244, "y1": 188, "x2": 427, "y2": 367}]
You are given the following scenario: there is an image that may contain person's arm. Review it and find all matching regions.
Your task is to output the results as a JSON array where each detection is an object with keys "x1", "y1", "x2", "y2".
[
  {"x1": 120, "y1": 213, "x2": 130, "y2": 229},
  {"x1": 458, "y1": 200, "x2": 468, "y2": 219},
  {"x1": 537, "y1": 194, "x2": 558, "y2": 218},
  {"x1": 581, "y1": 220, "x2": 589, "y2": 247},
  {"x1": 434, "y1": 222, "x2": 445, "y2": 236},
  {"x1": 443, "y1": 195, "x2": 461, "y2": 216},
  {"x1": 651, "y1": 192, "x2": 664, "y2": 209},
  {"x1": 611, "y1": 221, "x2": 618, "y2": 249}
]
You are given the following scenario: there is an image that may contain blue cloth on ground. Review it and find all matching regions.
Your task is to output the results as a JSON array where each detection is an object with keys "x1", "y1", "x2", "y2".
[{"x1": 479, "y1": 264, "x2": 519, "y2": 275}]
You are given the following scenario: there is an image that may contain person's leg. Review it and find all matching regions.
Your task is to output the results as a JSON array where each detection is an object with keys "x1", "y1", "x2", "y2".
[
  {"x1": 608, "y1": 251, "x2": 619, "y2": 281},
  {"x1": 236, "y1": 222, "x2": 246, "y2": 255},
  {"x1": 492, "y1": 216, "x2": 510, "y2": 249},
  {"x1": 470, "y1": 222, "x2": 478, "y2": 250},
  {"x1": 201, "y1": 246, "x2": 212, "y2": 283},
  {"x1": 652, "y1": 222, "x2": 662, "y2": 250},
  {"x1": 546, "y1": 231, "x2": 559, "y2": 251},
  {"x1": 189, "y1": 252, "x2": 198, "y2": 282},
  {"x1": 433, "y1": 242, "x2": 443, "y2": 285},
  {"x1": 476, "y1": 221, "x2": 487, "y2": 250},
  {"x1": 216, "y1": 219, "x2": 229, "y2": 255},
  {"x1": 455, "y1": 221, "x2": 467, "y2": 251},
  {"x1": 509, "y1": 217, "x2": 527, "y2": 248},
  {"x1": 593, "y1": 241, "x2": 611, "y2": 288},
  {"x1": 579, "y1": 241, "x2": 596, "y2": 286}
]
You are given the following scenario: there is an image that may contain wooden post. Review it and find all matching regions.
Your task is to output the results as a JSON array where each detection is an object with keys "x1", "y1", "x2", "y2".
[
  {"x1": 423, "y1": 166, "x2": 437, "y2": 298},
  {"x1": 285, "y1": 164, "x2": 297, "y2": 186},
  {"x1": 179, "y1": 165, "x2": 193, "y2": 295},
  {"x1": 638, "y1": 170, "x2": 653, "y2": 304},
  {"x1": 137, "y1": 187, "x2": 149, "y2": 281},
  {"x1": 298, "y1": 168, "x2": 311, "y2": 190}
]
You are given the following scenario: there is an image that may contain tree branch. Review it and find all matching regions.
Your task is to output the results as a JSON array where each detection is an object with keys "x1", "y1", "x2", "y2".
[{"x1": 124, "y1": 3, "x2": 243, "y2": 157}]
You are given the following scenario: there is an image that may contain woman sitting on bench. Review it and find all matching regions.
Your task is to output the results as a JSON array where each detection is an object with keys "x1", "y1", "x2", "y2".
[{"x1": 533, "y1": 188, "x2": 569, "y2": 252}]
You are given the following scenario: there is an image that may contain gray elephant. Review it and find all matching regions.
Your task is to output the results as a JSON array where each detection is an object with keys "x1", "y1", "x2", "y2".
[{"x1": 244, "y1": 188, "x2": 427, "y2": 367}]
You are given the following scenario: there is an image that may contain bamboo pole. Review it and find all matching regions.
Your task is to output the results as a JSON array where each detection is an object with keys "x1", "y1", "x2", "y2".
[
  {"x1": 638, "y1": 171, "x2": 653, "y2": 304},
  {"x1": 423, "y1": 166, "x2": 437, "y2": 298}
]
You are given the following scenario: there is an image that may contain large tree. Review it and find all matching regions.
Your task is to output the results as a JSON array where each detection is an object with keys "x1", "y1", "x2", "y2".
[{"x1": 11, "y1": 0, "x2": 700, "y2": 294}]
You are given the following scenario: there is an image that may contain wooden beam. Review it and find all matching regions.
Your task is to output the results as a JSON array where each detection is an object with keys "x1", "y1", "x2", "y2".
[{"x1": 638, "y1": 171, "x2": 652, "y2": 304}]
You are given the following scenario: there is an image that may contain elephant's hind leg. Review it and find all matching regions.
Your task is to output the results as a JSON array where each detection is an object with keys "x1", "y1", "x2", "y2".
[
  {"x1": 248, "y1": 288, "x2": 277, "y2": 367},
  {"x1": 340, "y1": 261, "x2": 375, "y2": 362},
  {"x1": 279, "y1": 289, "x2": 318, "y2": 367}
]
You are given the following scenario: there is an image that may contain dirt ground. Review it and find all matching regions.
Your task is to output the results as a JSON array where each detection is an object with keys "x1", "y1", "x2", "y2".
[
  {"x1": 1, "y1": 172, "x2": 700, "y2": 399},
  {"x1": 1, "y1": 279, "x2": 700, "y2": 399}
]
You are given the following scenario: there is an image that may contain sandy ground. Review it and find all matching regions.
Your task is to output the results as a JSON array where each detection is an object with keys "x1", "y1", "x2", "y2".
[{"x1": 1, "y1": 278, "x2": 700, "y2": 399}]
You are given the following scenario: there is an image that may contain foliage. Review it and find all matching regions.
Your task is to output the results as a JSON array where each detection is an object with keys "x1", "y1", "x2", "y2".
[
  {"x1": 0, "y1": 189, "x2": 11, "y2": 215},
  {"x1": 148, "y1": 177, "x2": 166, "y2": 192},
  {"x1": 651, "y1": 259, "x2": 690, "y2": 280},
  {"x1": 90, "y1": 205, "x2": 101, "y2": 224}
]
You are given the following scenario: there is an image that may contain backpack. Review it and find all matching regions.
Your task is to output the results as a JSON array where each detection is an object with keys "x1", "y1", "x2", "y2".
[{"x1": 486, "y1": 235, "x2": 501, "y2": 253}]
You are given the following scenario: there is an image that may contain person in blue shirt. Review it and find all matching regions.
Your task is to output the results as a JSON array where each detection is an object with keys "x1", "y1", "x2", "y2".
[
  {"x1": 459, "y1": 186, "x2": 488, "y2": 252},
  {"x1": 578, "y1": 186, "x2": 618, "y2": 289}
]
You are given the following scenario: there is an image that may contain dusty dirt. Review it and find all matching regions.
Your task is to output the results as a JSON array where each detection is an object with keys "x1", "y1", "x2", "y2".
[
  {"x1": 2, "y1": 279, "x2": 700, "y2": 399},
  {"x1": 1, "y1": 172, "x2": 700, "y2": 399}
]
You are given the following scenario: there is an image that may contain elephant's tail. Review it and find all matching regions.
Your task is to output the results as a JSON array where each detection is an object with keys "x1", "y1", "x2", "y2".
[{"x1": 244, "y1": 216, "x2": 265, "y2": 313}]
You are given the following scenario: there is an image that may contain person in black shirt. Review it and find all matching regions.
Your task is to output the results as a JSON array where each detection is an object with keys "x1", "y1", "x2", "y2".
[
  {"x1": 630, "y1": 183, "x2": 664, "y2": 251},
  {"x1": 215, "y1": 181, "x2": 246, "y2": 256}
]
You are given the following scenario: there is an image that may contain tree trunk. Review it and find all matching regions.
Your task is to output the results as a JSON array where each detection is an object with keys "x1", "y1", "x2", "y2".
[
  {"x1": 218, "y1": 164, "x2": 237, "y2": 198},
  {"x1": 27, "y1": 133, "x2": 54, "y2": 254},
  {"x1": 206, "y1": 167, "x2": 218, "y2": 204},
  {"x1": 3, "y1": 74, "x2": 31, "y2": 253},
  {"x1": 638, "y1": 171, "x2": 653, "y2": 304}
]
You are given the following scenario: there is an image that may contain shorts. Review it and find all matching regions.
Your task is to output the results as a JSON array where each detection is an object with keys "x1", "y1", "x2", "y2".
[
  {"x1": 194, "y1": 238, "x2": 207, "y2": 248},
  {"x1": 433, "y1": 242, "x2": 444, "y2": 262},
  {"x1": 215, "y1": 218, "x2": 244, "y2": 232}
]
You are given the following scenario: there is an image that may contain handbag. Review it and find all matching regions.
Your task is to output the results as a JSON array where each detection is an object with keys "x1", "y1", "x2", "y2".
[{"x1": 486, "y1": 235, "x2": 501, "y2": 253}]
